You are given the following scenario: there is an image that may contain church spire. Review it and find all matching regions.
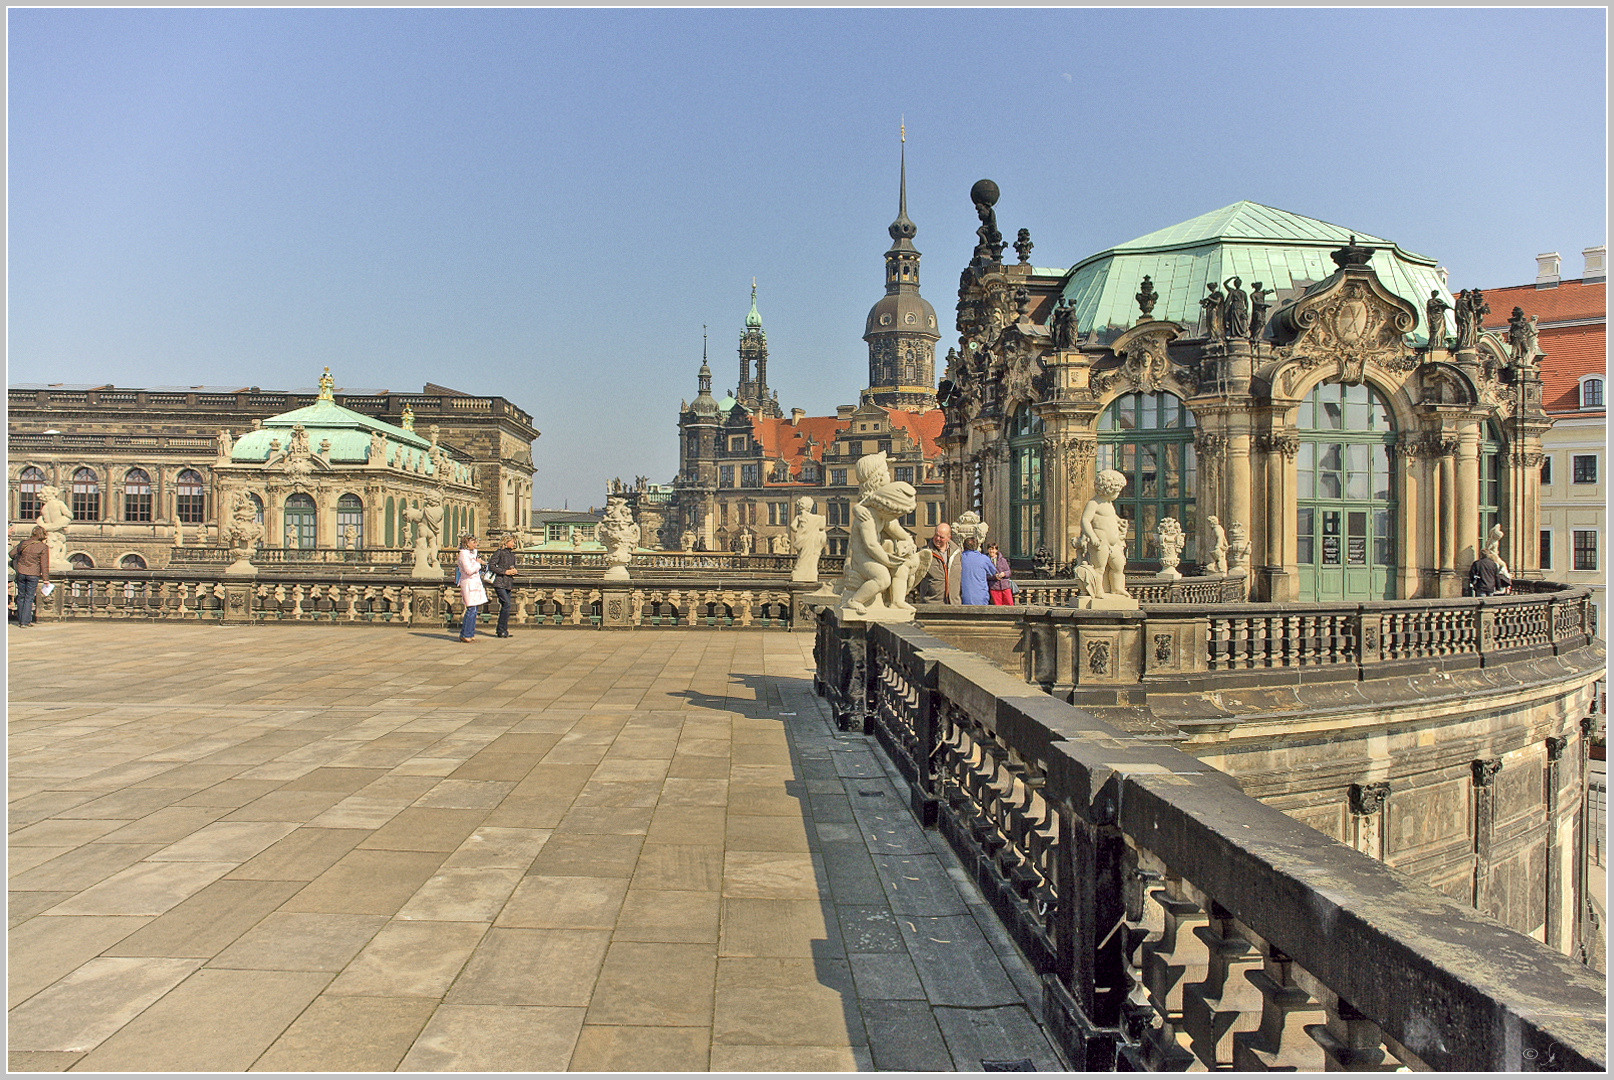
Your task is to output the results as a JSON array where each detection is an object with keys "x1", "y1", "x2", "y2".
[{"x1": 889, "y1": 119, "x2": 916, "y2": 246}]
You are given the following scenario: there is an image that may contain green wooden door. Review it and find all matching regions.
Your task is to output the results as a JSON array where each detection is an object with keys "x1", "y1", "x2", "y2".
[{"x1": 1295, "y1": 383, "x2": 1396, "y2": 601}]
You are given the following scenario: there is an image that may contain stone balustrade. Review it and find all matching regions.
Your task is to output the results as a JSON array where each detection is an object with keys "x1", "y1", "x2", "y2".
[
  {"x1": 12, "y1": 568, "x2": 836, "y2": 630},
  {"x1": 165, "y1": 546, "x2": 848, "y2": 578},
  {"x1": 814, "y1": 610, "x2": 1606, "y2": 1071}
]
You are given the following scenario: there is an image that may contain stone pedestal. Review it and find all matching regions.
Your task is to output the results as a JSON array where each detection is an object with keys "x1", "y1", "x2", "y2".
[
  {"x1": 1076, "y1": 595, "x2": 1139, "y2": 611},
  {"x1": 600, "y1": 586, "x2": 633, "y2": 628},
  {"x1": 791, "y1": 583, "x2": 839, "y2": 630},
  {"x1": 408, "y1": 585, "x2": 444, "y2": 627},
  {"x1": 410, "y1": 559, "x2": 445, "y2": 581},
  {"x1": 603, "y1": 565, "x2": 630, "y2": 583},
  {"x1": 220, "y1": 581, "x2": 255, "y2": 623}
]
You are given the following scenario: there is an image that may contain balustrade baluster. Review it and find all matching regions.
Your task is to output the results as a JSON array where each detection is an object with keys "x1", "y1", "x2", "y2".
[
  {"x1": 1231, "y1": 946, "x2": 1327, "y2": 1070},
  {"x1": 1181, "y1": 905, "x2": 1264, "y2": 1068},
  {"x1": 1137, "y1": 880, "x2": 1208, "y2": 1069},
  {"x1": 1305, "y1": 992, "x2": 1402, "y2": 1070}
]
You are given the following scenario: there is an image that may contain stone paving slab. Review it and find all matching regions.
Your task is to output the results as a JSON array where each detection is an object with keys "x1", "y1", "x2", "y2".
[{"x1": 8, "y1": 623, "x2": 1061, "y2": 1071}]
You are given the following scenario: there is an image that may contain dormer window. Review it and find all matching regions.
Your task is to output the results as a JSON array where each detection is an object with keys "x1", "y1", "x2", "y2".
[{"x1": 1581, "y1": 376, "x2": 1604, "y2": 409}]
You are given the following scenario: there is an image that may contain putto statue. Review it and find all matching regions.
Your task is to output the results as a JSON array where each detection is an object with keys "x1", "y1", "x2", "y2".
[
  {"x1": 1155, "y1": 516, "x2": 1185, "y2": 580},
  {"x1": 790, "y1": 495, "x2": 828, "y2": 583},
  {"x1": 837, "y1": 453, "x2": 928, "y2": 621},
  {"x1": 599, "y1": 496, "x2": 640, "y2": 581},
  {"x1": 1071, "y1": 469, "x2": 1136, "y2": 608},
  {"x1": 1206, "y1": 515, "x2": 1230, "y2": 574},
  {"x1": 1227, "y1": 519, "x2": 1251, "y2": 571}
]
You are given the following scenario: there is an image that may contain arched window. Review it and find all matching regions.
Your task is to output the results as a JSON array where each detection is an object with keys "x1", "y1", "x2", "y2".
[
  {"x1": 71, "y1": 468, "x2": 100, "y2": 521},
  {"x1": 1294, "y1": 381, "x2": 1397, "y2": 601},
  {"x1": 1582, "y1": 377, "x2": 1604, "y2": 410},
  {"x1": 123, "y1": 468, "x2": 153, "y2": 522},
  {"x1": 337, "y1": 493, "x2": 364, "y2": 550},
  {"x1": 1008, "y1": 407, "x2": 1043, "y2": 560},
  {"x1": 1480, "y1": 422, "x2": 1503, "y2": 548},
  {"x1": 176, "y1": 470, "x2": 206, "y2": 524},
  {"x1": 1097, "y1": 392, "x2": 1197, "y2": 562},
  {"x1": 69, "y1": 553, "x2": 95, "y2": 569},
  {"x1": 284, "y1": 493, "x2": 317, "y2": 551},
  {"x1": 119, "y1": 553, "x2": 148, "y2": 570},
  {"x1": 385, "y1": 496, "x2": 396, "y2": 546},
  {"x1": 247, "y1": 492, "x2": 264, "y2": 524},
  {"x1": 17, "y1": 466, "x2": 45, "y2": 520}
]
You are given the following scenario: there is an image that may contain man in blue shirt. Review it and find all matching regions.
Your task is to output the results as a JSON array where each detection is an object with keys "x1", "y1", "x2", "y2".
[{"x1": 958, "y1": 534, "x2": 995, "y2": 605}]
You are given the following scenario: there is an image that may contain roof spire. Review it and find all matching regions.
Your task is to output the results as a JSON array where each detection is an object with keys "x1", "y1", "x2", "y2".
[
  {"x1": 745, "y1": 280, "x2": 763, "y2": 329},
  {"x1": 889, "y1": 122, "x2": 916, "y2": 244}
]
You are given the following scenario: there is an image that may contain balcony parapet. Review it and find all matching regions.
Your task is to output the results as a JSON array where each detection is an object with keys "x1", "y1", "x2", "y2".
[{"x1": 814, "y1": 610, "x2": 1606, "y2": 1071}]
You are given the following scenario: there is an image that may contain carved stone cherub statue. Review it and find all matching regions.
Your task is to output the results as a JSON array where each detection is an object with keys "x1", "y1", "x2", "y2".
[
  {"x1": 1206, "y1": 515, "x2": 1229, "y2": 574},
  {"x1": 1156, "y1": 517, "x2": 1185, "y2": 580},
  {"x1": 789, "y1": 495, "x2": 828, "y2": 583},
  {"x1": 837, "y1": 453, "x2": 929, "y2": 622},
  {"x1": 1072, "y1": 469, "x2": 1135, "y2": 608}
]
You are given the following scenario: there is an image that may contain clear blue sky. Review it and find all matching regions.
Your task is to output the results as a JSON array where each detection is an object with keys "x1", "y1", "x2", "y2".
[{"x1": 8, "y1": 6, "x2": 1607, "y2": 511}]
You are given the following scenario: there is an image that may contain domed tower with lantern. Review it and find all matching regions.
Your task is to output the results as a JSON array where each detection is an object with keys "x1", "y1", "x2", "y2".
[{"x1": 863, "y1": 126, "x2": 941, "y2": 411}]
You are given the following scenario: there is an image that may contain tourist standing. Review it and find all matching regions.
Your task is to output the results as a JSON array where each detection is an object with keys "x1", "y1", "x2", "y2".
[
  {"x1": 457, "y1": 536, "x2": 487, "y2": 642},
  {"x1": 958, "y1": 535, "x2": 995, "y2": 605},
  {"x1": 917, "y1": 522, "x2": 961, "y2": 603},
  {"x1": 1467, "y1": 548, "x2": 1502, "y2": 597},
  {"x1": 985, "y1": 541, "x2": 1015, "y2": 606},
  {"x1": 488, "y1": 536, "x2": 519, "y2": 637},
  {"x1": 10, "y1": 525, "x2": 51, "y2": 627}
]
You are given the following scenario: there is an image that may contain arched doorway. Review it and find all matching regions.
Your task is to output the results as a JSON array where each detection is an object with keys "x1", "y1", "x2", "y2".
[
  {"x1": 1294, "y1": 381, "x2": 1397, "y2": 601},
  {"x1": 1097, "y1": 391, "x2": 1197, "y2": 562}
]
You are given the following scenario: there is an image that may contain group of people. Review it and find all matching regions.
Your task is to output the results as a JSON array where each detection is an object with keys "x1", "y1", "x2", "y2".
[
  {"x1": 915, "y1": 522, "x2": 1016, "y2": 606},
  {"x1": 453, "y1": 534, "x2": 520, "y2": 642}
]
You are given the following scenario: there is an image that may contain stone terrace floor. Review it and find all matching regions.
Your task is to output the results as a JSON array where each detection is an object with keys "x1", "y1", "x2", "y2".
[{"x1": 7, "y1": 622, "x2": 1062, "y2": 1072}]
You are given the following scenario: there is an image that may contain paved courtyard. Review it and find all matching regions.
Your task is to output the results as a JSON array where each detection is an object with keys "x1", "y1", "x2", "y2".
[{"x1": 7, "y1": 622, "x2": 1061, "y2": 1072}]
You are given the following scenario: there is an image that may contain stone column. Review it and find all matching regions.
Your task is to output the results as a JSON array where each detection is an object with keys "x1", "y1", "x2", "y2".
[
  {"x1": 1226, "y1": 423, "x2": 1253, "y2": 572},
  {"x1": 1470, "y1": 757, "x2": 1503, "y2": 917},
  {"x1": 1260, "y1": 433, "x2": 1297, "y2": 602},
  {"x1": 1455, "y1": 423, "x2": 1480, "y2": 570},
  {"x1": 1543, "y1": 735, "x2": 1570, "y2": 952},
  {"x1": 1438, "y1": 439, "x2": 1458, "y2": 595}
]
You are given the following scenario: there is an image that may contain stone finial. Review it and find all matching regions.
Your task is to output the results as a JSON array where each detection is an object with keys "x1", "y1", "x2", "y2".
[
  {"x1": 1135, "y1": 276, "x2": 1158, "y2": 319},
  {"x1": 1331, "y1": 234, "x2": 1376, "y2": 269},
  {"x1": 1014, "y1": 228, "x2": 1033, "y2": 265}
]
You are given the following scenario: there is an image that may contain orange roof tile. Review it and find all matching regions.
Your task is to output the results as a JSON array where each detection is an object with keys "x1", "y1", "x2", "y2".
[
  {"x1": 1479, "y1": 278, "x2": 1606, "y2": 326},
  {"x1": 747, "y1": 405, "x2": 945, "y2": 481},
  {"x1": 1477, "y1": 277, "x2": 1605, "y2": 418},
  {"x1": 1534, "y1": 323, "x2": 1607, "y2": 413}
]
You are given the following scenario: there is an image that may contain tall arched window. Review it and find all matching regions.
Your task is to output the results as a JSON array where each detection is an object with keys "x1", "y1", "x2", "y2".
[
  {"x1": 1480, "y1": 422, "x2": 1503, "y2": 549},
  {"x1": 71, "y1": 468, "x2": 100, "y2": 521},
  {"x1": 284, "y1": 493, "x2": 317, "y2": 551},
  {"x1": 337, "y1": 493, "x2": 364, "y2": 550},
  {"x1": 176, "y1": 470, "x2": 206, "y2": 524},
  {"x1": 1008, "y1": 407, "x2": 1043, "y2": 560},
  {"x1": 17, "y1": 466, "x2": 45, "y2": 520},
  {"x1": 1294, "y1": 381, "x2": 1397, "y2": 601},
  {"x1": 124, "y1": 469, "x2": 153, "y2": 522},
  {"x1": 1097, "y1": 392, "x2": 1197, "y2": 561},
  {"x1": 385, "y1": 496, "x2": 396, "y2": 546}
]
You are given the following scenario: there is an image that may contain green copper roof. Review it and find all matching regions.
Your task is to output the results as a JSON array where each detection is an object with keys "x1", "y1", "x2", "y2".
[
  {"x1": 229, "y1": 397, "x2": 472, "y2": 483},
  {"x1": 745, "y1": 282, "x2": 763, "y2": 329},
  {"x1": 1059, "y1": 202, "x2": 1455, "y2": 345}
]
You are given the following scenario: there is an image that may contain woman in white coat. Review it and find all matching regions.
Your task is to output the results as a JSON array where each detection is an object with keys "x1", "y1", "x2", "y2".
[{"x1": 457, "y1": 536, "x2": 488, "y2": 642}]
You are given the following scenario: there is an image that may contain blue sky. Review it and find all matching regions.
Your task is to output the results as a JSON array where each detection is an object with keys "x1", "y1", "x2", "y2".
[{"x1": 8, "y1": 6, "x2": 1607, "y2": 511}]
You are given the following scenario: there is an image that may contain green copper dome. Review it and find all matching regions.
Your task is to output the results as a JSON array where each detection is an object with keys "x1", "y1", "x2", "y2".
[
  {"x1": 1058, "y1": 202, "x2": 1456, "y2": 345},
  {"x1": 745, "y1": 281, "x2": 763, "y2": 330}
]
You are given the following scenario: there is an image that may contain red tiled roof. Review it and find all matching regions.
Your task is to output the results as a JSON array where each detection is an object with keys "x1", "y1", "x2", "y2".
[
  {"x1": 1477, "y1": 277, "x2": 1605, "y2": 417},
  {"x1": 749, "y1": 405, "x2": 945, "y2": 481},
  {"x1": 1479, "y1": 278, "x2": 1606, "y2": 326}
]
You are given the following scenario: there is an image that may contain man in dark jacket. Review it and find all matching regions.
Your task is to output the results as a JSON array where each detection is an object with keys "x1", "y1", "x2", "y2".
[
  {"x1": 915, "y1": 522, "x2": 961, "y2": 603},
  {"x1": 488, "y1": 536, "x2": 520, "y2": 637},
  {"x1": 1468, "y1": 549, "x2": 1502, "y2": 596},
  {"x1": 10, "y1": 525, "x2": 51, "y2": 627}
]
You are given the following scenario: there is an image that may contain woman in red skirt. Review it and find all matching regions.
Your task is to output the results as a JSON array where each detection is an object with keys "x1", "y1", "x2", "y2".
[{"x1": 986, "y1": 541, "x2": 1015, "y2": 605}]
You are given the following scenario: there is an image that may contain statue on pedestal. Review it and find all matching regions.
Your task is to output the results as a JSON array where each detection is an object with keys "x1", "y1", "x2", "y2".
[
  {"x1": 1227, "y1": 520, "x2": 1251, "y2": 571},
  {"x1": 790, "y1": 496, "x2": 828, "y2": 583},
  {"x1": 405, "y1": 492, "x2": 444, "y2": 579},
  {"x1": 1425, "y1": 291, "x2": 1452, "y2": 349},
  {"x1": 224, "y1": 490, "x2": 261, "y2": 576},
  {"x1": 838, "y1": 453, "x2": 928, "y2": 622},
  {"x1": 1156, "y1": 517, "x2": 1184, "y2": 580},
  {"x1": 1206, "y1": 515, "x2": 1229, "y2": 574},
  {"x1": 1221, "y1": 278, "x2": 1248, "y2": 343},
  {"x1": 1136, "y1": 275, "x2": 1159, "y2": 319},
  {"x1": 1072, "y1": 469, "x2": 1136, "y2": 608},
  {"x1": 35, "y1": 485, "x2": 71, "y2": 572},
  {"x1": 599, "y1": 496, "x2": 640, "y2": 581},
  {"x1": 1248, "y1": 282, "x2": 1273, "y2": 339}
]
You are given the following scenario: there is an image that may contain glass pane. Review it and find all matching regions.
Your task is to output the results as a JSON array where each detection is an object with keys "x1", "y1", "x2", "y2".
[
  {"x1": 1347, "y1": 511, "x2": 1367, "y2": 566},
  {"x1": 1184, "y1": 443, "x2": 1197, "y2": 490},
  {"x1": 1323, "y1": 400, "x2": 1344, "y2": 430},
  {"x1": 1116, "y1": 396, "x2": 1136, "y2": 431},
  {"x1": 1372, "y1": 444, "x2": 1391, "y2": 500},
  {"x1": 1163, "y1": 444, "x2": 1180, "y2": 496},
  {"x1": 1161, "y1": 396, "x2": 1180, "y2": 429},
  {"x1": 1321, "y1": 472, "x2": 1342, "y2": 499},
  {"x1": 1374, "y1": 510, "x2": 1393, "y2": 565},
  {"x1": 1319, "y1": 444, "x2": 1343, "y2": 472},
  {"x1": 1345, "y1": 443, "x2": 1369, "y2": 499},
  {"x1": 1321, "y1": 510, "x2": 1342, "y2": 565},
  {"x1": 1139, "y1": 505, "x2": 1159, "y2": 558},
  {"x1": 1139, "y1": 447, "x2": 1158, "y2": 498},
  {"x1": 1298, "y1": 507, "x2": 1315, "y2": 564},
  {"x1": 1118, "y1": 506, "x2": 1137, "y2": 559}
]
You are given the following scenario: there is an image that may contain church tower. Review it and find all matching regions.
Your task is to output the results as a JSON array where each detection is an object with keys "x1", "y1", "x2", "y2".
[
  {"x1": 863, "y1": 125, "x2": 940, "y2": 411},
  {"x1": 736, "y1": 280, "x2": 781, "y2": 418}
]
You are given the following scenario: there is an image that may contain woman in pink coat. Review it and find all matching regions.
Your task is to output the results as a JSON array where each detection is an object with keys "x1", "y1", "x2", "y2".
[{"x1": 456, "y1": 536, "x2": 488, "y2": 642}]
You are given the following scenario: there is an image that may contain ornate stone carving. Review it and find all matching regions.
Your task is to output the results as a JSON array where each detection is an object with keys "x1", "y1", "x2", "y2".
[
  {"x1": 599, "y1": 496, "x2": 641, "y2": 581},
  {"x1": 1470, "y1": 758, "x2": 1503, "y2": 787},
  {"x1": 1349, "y1": 781, "x2": 1391, "y2": 816},
  {"x1": 789, "y1": 496, "x2": 827, "y2": 582},
  {"x1": 970, "y1": 179, "x2": 1005, "y2": 264},
  {"x1": 1205, "y1": 515, "x2": 1229, "y2": 574},
  {"x1": 1156, "y1": 517, "x2": 1184, "y2": 580},
  {"x1": 1257, "y1": 433, "x2": 1300, "y2": 460},
  {"x1": 1086, "y1": 639, "x2": 1111, "y2": 676},
  {"x1": 1154, "y1": 633, "x2": 1173, "y2": 663},
  {"x1": 1111, "y1": 319, "x2": 1186, "y2": 396},
  {"x1": 1454, "y1": 289, "x2": 1490, "y2": 351},
  {"x1": 837, "y1": 452, "x2": 925, "y2": 622},
  {"x1": 1014, "y1": 228, "x2": 1033, "y2": 264},
  {"x1": 1136, "y1": 275, "x2": 1159, "y2": 319},
  {"x1": 1545, "y1": 735, "x2": 1569, "y2": 761},
  {"x1": 1274, "y1": 272, "x2": 1418, "y2": 391}
]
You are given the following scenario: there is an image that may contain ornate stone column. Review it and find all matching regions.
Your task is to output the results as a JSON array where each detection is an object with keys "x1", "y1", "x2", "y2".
[
  {"x1": 1437, "y1": 437, "x2": 1458, "y2": 595},
  {"x1": 1226, "y1": 421, "x2": 1253, "y2": 577},
  {"x1": 1258, "y1": 432, "x2": 1298, "y2": 602},
  {"x1": 1543, "y1": 735, "x2": 1570, "y2": 952},
  {"x1": 1194, "y1": 430, "x2": 1228, "y2": 554},
  {"x1": 1470, "y1": 757, "x2": 1503, "y2": 917},
  {"x1": 1455, "y1": 422, "x2": 1481, "y2": 570},
  {"x1": 1389, "y1": 436, "x2": 1421, "y2": 599}
]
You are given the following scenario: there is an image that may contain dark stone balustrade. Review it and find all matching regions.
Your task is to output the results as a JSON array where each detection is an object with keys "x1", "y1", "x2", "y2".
[{"x1": 814, "y1": 610, "x2": 1606, "y2": 1071}]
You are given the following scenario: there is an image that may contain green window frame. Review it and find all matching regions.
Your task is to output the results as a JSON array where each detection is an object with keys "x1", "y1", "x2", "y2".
[
  {"x1": 1008, "y1": 407, "x2": 1043, "y2": 561},
  {"x1": 1096, "y1": 392, "x2": 1197, "y2": 562},
  {"x1": 1293, "y1": 381, "x2": 1397, "y2": 601}
]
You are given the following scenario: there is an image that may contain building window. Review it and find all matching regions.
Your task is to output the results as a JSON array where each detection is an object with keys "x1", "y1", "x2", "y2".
[
  {"x1": 894, "y1": 466, "x2": 914, "y2": 484},
  {"x1": 1540, "y1": 529, "x2": 1553, "y2": 571},
  {"x1": 1582, "y1": 377, "x2": 1604, "y2": 409},
  {"x1": 1097, "y1": 392, "x2": 1197, "y2": 563},
  {"x1": 17, "y1": 466, "x2": 45, "y2": 520},
  {"x1": 123, "y1": 468, "x2": 153, "y2": 522},
  {"x1": 71, "y1": 468, "x2": 100, "y2": 521},
  {"x1": 1573, "y1": 530, "x2": 1598, "y2": 571},
  {"x1": 719, "y1": 465, "x2": 734, "y2": 488},
  {"x1": 69, "y1": 553, "x2": 95, "y2": 569},
  {"x1": 1008, "y1": 406, "x2": 1044, "y2": 560},
  {"x1": 926, "y1": 502, "x2": 939, "y2": 527},
  {"x1": 1478, "y1": 423, "x2": 1502, "y2": 545},
  {"x1": 119, "y1": 554, "x2": 147, "y2": 570},
  {"x1": 1541, "y1": 456, "x2": 1553, "y2": 485},
  {"x1": 719, "y1": 503, "x2": 729, "y2": 525},
  {"x1": 740, "y1": 464, "x2": 760, "y2": 487},
  {"x1": 337, "y1": 493, "x2": 364, "y2": 549},
  {"x1": 830, "y1": 468, "x2": 847, "y2": 487},
  {"x1": 1573, "y1": 455, "x2": 1598, "y2": 484},
  {"x1": 799, "y1": 462, "x2": 819, "y2": 483},
  {"x1": 284, "y1": 493, "x2": 317, "y2": 551},
  {"x1": 729, "y1": 434, "x2": 748, "y2": 452},
  {"x1": 176, "y1": 469, "x2": 206, "y2": 523}
]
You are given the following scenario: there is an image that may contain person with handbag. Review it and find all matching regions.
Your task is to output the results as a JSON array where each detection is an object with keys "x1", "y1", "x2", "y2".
[
  {"x1": 488, "y1": 535, "x2": 519, "y2": 637},
  {"x1": 985, "y1": 540, "x2": 1015, "y2": 606},
  {"x1": 10, "y1": 525, "x2": 51, "y2": 628},
  {"x1": 455, "y1": 535, "x2": 488, "y2": 642}
]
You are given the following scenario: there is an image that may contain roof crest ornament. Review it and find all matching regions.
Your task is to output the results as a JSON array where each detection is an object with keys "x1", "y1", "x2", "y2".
[{"x1": 317, "y1": 367, "x2": 335, "y2": 402}]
